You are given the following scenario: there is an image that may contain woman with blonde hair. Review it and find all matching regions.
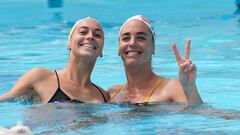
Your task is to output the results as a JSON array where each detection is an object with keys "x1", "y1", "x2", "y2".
[{"x1": 0, "y1": 17, "x2": 109, "y2": 103}]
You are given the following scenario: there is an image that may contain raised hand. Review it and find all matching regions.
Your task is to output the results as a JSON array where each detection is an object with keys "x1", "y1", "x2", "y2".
[{"x1": 172, "y1": 40, "x2": 197, "y2": 87}]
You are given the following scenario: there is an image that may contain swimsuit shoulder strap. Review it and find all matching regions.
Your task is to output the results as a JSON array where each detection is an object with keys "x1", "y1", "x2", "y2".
[
  {"x1": 111, "y1": 85, "x2": 123, "y2": 100},
  {"x1": 144, "y1": 78, "x2": 164, "y2": 103},
  {"x1": 92, "y1": 83, "x2": 107, "y2": 102},
  {"x1": 48, "y1": 70, "x2": 73, "y2": 103},
  {"x1": 54, "y1": 70, "x2": 60, "y2": 88}
]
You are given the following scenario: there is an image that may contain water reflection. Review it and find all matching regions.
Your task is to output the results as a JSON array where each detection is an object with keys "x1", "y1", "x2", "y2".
[
  {"x1": 234, "y1": 0, "x2": 240, "y2": 29},
  {"x1": 48, "y1": 0, "x2": 63, "y2": 8},
  {"x1": 48, "y1": 0, "x2": 63, "y2": 22},
  {"x1": 46, "y1": 0, "x2": 65, "y2": 32},
  {"x1": 236, "y1": 0, "x2": 240, "y2": 8},
  {"x1": 234, "y1": 11, "x2": 240, "y2": 29},
  {"x1": 234, "y1": 9, "x2": 240, "y2": 15}
]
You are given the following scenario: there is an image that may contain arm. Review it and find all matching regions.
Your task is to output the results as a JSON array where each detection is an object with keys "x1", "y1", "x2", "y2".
[
  {"x1": 0, "y1": 68, "x2": 46, "y2": 101},
  {"x1": 172, "y1": 40, "x2": 203, "y2": 104}
]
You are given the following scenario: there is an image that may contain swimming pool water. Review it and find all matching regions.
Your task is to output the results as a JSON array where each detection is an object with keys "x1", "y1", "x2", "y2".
[{"x1": 0, "y1": 0, "x2": 240, "y2": 134}]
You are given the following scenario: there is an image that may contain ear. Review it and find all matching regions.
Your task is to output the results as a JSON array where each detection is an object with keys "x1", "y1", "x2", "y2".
[
  {"x1": 152, "y1": 43, "x2": 155, "y2": 55},
  {"x1": 100, "y1": 51, "x2": 103, "y2": 57},
  {"x1": 118, "y1": 38, "x2": 121, "y2": 56},
  {"x1": 68, "y1": 40, "x2": 71, "y2": 51}
]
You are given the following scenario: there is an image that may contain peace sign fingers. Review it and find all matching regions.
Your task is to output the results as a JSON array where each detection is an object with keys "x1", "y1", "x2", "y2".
[
  {"x1": 184, "y1": 39, "x2": 191, "y2": 60},
  {"x1": 172, "y1": 39, "x2": 192, "y2": 65},
  {"x1": 172, "y1": 43, "x2": 182, "y2": 65}
]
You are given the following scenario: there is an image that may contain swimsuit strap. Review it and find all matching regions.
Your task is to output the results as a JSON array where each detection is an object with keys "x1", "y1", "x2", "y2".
[
  {"x1": 51, "y1": 71, "x2": 106, "y2": 103},
  {"x1": 54, "y1": 70, "x2": 60, "y2": 88},
  {"x1": 111, "y1": 85, "x2": 123, "y2": 100},
  {"x1": 144, "y1": 78, "x2": 164, "y2": 103},
  {"x1": 92, "y1": 83, "x2": 107, "y2": 102}
]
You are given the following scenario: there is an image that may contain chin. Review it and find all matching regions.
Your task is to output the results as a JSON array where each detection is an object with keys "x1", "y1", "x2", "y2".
[
  {"x1": 124, "y1": 59, "x2": 141, "y2": 66},
  {"x1": 75, "y1": 52, "x2": 97, "y2": 59}
]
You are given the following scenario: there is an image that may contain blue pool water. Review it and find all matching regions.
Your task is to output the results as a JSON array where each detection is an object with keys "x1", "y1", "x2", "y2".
[{"x1": 0, "y1": 0, "x2": 240, "y2": 134}]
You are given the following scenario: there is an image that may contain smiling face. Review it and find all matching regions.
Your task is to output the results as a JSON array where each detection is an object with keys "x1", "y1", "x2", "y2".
[
  {"x1": 119, "y1": 19, "x2": 154, "y2": 66},
  {"x1": 68, "y1": 18, "x2": 104, "y2": 60}
]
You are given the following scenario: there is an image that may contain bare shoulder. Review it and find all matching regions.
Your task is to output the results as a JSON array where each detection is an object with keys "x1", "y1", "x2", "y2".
[
  {"x1": 166, "y1": 79, "x2": 181, "y2": 87},
  {"x1": 27, "y1": 68, "x2": 53, "y2": 77},
  {"x1": 164, "y1": 79, "x2": 183, "y2": 94},
  {"x1": 0, "y1": 68, "x2": 54, "y2": 100},
  {"x1": 24, "y1": 68, "x2": 54, "y2": 83},
  {"x1": 164, "y1": 79, "x2": 187, "y2": 103},
  {"x1": 106, "y1": 84, "x2": 124, "y2": 97}
]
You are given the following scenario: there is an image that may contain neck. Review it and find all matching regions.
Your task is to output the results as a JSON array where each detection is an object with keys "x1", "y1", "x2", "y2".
[
  {"x1": 63, "y1": 54, "x2": 96, "y2": 87},
  {"x1": 124, "y1": 62, "x2": 157, "y2": 91}
]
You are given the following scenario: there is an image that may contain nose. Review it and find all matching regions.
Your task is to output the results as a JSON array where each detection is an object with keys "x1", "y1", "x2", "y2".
[
  {"x1": 129, "y1": 36, "x2": 136, "y2": 47},
  {"x1": 86, "y1": 31, "x2": 94, "y2": 41}
]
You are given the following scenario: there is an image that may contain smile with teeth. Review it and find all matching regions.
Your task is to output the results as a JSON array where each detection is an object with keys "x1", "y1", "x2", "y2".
[
  {"x1": 126, "y1": 50, "x2": 141, "y2": 56},
  {"x1": 79, "y1": 43, "x2": 96, "y2": 49}
]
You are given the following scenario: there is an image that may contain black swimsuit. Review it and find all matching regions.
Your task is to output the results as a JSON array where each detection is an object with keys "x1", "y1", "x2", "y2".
[{"x1": 48, "y1": 71, "x2": 107, "y2": 103}]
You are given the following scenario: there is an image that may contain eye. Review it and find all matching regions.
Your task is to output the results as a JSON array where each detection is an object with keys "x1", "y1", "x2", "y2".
[
  {"x1": 94, "y1": 32, "x2": 103, "y2": 38},
  {"x1": 137, "y1": 36, "x2": 146, "y2": 41},
  {"x1": 121, "y1": 37, "x2": 130, "y2": 42},
  {"x1": 79, "y1": 30, "x2": 87, "y2": 35}
]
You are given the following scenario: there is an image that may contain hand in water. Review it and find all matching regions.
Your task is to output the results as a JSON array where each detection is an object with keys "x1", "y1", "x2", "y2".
[
  {"x1": 172, "y1": 40, "x2": 197, "y2": 87},
  {"x1": 0, "y1": 121, "x2": 33, "y2": 135}
]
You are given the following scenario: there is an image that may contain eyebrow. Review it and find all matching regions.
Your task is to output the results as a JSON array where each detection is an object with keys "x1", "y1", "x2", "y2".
[
  {"x1": 121, "y1": 32, "x2": 130, "y2": 37},
  {"x1": 79, "y1": 26, "x2": 103, "y2": 33},
  {"x1": 121, "y1": 32, "x2": 148, "y2": 37},
  {"x1": 136, "y1": 32, "x2": 147, "y2": 36}
]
